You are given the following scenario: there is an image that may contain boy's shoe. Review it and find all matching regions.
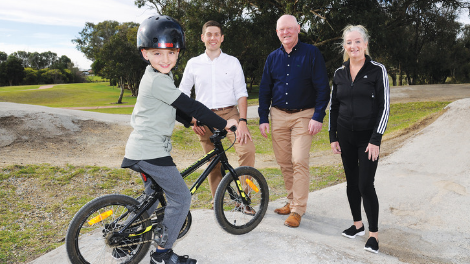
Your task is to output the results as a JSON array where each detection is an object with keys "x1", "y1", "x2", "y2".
[
  {"x1": 150, "y1": 249, "x2": 197, "y2": 264},
  {"x1": 364, "y1": 237, "x2": 379, "y2": 254},
  {"x1": 341, "y1": 225, "x2": 365, "y2": 239}
]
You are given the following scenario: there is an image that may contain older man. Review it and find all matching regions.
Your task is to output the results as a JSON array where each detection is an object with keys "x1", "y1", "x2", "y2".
[{"x1": 258, "y1": 14, "x2": 330, "y2": 227}]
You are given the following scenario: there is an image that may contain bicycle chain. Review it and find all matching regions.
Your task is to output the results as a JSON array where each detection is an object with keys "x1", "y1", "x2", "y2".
[
  {"x1": 110, "y1": 214, "x2": 160, "y2": 248},
  {"x1": 113, "y1": 239, "x2": 153, "y2": 248}
]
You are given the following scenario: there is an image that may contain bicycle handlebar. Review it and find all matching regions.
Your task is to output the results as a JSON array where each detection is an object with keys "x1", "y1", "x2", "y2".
[{"x1": 195, "y1": 120, "x2": 237, "y2": 133}]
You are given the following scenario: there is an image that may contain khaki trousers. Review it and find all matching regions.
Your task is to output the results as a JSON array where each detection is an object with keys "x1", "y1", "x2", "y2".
[
  {"x1": 271, "y1": 107, "x2": 315, "y2": 215},
  {"x1": 198, "y1": 106, "x2": 256, "y2": 198}
]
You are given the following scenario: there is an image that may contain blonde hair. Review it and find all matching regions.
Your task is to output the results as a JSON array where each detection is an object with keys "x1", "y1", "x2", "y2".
[{"x1": 342, "y1": 25, "x2": 370, "y2": 62}]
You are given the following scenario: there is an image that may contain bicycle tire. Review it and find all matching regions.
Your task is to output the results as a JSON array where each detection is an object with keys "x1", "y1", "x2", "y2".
[
  {"x1": 65, "y1": 194, "x2": 152, "y2": 264},
  {"x1": 213, "y1": 166, "x2": 269, "y2": 235}
]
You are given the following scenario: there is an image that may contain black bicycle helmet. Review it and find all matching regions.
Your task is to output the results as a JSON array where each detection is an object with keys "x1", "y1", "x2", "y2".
[{"x1": 137, "y1": 15, "x2": 186, "y2": 50}]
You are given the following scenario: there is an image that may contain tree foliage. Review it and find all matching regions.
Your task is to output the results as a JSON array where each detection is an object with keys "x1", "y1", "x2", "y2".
[
  {"x1": 73, "y1": 21, "x2": 145, "y2": 101},
  {"x1": 133, "y1": 0, "x2": 470, "y2": 85},
  {"x1": 3, "y1": 56, "x2": 25, "y2": 86},
  {"x1": 73, "y1": 21, "x2": 121, "y2": 62},
  {"x1": 0, "y1": 51, "x2": 85, "y2": 86}
]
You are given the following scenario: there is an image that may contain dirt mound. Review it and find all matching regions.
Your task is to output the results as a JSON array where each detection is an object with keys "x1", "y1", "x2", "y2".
[{"x1": 0, "y1": 114, "x2": 130, "y2": 167}]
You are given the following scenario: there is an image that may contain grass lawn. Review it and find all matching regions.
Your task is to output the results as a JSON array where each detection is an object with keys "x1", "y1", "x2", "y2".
[{"x1": 0, "y1": 82, "x2": 136, "y2": 108}]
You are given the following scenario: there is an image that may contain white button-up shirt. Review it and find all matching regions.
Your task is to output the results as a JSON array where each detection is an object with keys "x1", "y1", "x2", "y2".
[{"x1": 179, "y1": 51, "x2": 247, "y2": 109}]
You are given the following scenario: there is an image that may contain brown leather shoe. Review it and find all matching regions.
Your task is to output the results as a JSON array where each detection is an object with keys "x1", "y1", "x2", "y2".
[
  {"x1": 274, "y1": 203, "x2": 291, "y2": 215},
  {"x1": 284, "y1": 212, "x2": 301, "y2": 228}
]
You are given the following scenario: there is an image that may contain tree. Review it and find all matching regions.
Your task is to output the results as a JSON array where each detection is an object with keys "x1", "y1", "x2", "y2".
[
  {"x1": 51, "y1": 55, "x2": 72, "y2": 70},
  {"x1": 448, "y1": 25, "x2": 470, "y2": 83},
  {"x1": 93, "y1": 22, "x2": 145, "y2": 102},
  {"x1": 23, "y1": 67, "x2": 39, "y2": 85},
  {"x1": 72, "y1": 21, "x2": 121, "y2": 62},
  {"x1": 11, "y1": 51, "x2": 30, "y2": 67},
  {"x1": 4, "y1": 56, "x2": 25, "y2": 86},
  {"x1": 134, "y1": 0, "x2": 387, "y2": 84},
  {"x1": 0, "y1": 51, "x2": 7, "y2": 85},
  {"x1": 379, "y1": 0, "x2": 465, "y2": 84},
  {"x1": 0, "y1": 51, "x2": 7, "y2": 63},
  {"x1": 132, "y1": 0, "x2": 470, "y2": 86}
]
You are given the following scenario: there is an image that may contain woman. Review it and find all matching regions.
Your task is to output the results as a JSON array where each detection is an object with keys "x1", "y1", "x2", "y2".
[{"x1": 329, "y1": 25, "x2": 390, "y2": 254}]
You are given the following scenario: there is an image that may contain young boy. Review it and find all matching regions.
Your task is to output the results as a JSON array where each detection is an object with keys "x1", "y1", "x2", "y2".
[{"x1": 121, "y1": 15, "x2": 237, "y2": 264}]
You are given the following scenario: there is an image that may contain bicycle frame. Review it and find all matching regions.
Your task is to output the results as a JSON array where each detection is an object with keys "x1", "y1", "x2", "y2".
[
  {"x1": 114, "y1": 129, "x2": 249, "y2": 237},
  {"x1": 180, "y1": 129, "x2": 250, "y2": 204}
]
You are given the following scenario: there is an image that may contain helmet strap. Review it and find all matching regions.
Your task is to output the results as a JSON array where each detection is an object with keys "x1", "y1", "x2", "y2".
[{"x1": 172, "y1": 49, "x2": 185, "y2": 71}]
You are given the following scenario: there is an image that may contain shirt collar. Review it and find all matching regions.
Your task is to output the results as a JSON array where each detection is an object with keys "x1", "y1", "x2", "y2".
[
  {"x1": 343, "y1": 55, "x2": 372, "y2": 67},
  {"x1": 203, "y1": 49, "x2": 224, "y2": 62},
  {"x1": 280, "y1": 41, "x2": 302, "y2": 54}
]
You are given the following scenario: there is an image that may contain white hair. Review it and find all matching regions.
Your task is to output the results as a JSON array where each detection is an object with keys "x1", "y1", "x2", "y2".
[{"x1": 342, "y1": 25, "x2": 370, "y2": 62}]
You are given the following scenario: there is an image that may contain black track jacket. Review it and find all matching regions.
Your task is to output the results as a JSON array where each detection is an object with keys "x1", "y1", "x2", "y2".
[{"x1": 329, "y1": 55, "x2": 390, "y2": 146}]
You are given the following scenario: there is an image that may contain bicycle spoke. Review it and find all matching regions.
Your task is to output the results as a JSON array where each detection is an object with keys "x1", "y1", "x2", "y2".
[{"x1": 66, "y1": 194, "x2": 152, "y2": 264}]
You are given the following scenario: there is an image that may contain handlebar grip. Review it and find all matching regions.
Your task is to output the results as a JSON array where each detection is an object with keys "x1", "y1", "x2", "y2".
[{"x1": 194, "y1": 120, "x2": 235, "y2": 133}]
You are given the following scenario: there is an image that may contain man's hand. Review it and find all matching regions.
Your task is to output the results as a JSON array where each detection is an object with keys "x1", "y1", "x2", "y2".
[
  {"x1": 192, "y1": 119, "x2": 206, "y2": 136},
  {"x1": 330, "y1": 141, "x2": 341, "y2": 154},
  {"x1": 259, "y1": 123, "x2": 270, "y2": 139},
  {"x1": 308, "y1": 119, "x2": 322, "y2": 135},
  {"x1": 236, "y1": 120, "x2": 253, "y2": 145},
  {"x1": 225, "y1": 119, "x2": 238, "y2": 131}
]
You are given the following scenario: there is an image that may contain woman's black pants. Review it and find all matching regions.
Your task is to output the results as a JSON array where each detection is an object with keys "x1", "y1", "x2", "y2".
[{"x1": 337, "y1": 125, "x2": 379, "y2": 232}]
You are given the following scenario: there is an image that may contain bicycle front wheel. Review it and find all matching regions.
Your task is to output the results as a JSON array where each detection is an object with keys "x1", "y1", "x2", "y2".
[
  {"x1": 214, "y1": 166, "x2": 269, "y2": 235},
  {"x1": 65, "y1": 194, "x2": 152, "y2": 264}
]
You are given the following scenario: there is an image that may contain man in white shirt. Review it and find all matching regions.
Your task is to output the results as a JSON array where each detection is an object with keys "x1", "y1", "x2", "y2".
[{"x1": 179, "y1": 20, "x2": 255, "y2": 205}]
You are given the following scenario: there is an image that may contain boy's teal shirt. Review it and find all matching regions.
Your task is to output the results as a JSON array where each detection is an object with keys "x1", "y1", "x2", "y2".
[{"x1": 125, "y1": 65, "x2": 182, "y2": 160}]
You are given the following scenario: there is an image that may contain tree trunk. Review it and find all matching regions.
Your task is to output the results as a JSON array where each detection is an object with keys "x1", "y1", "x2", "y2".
[
  {"x1": 407, "y1": 75, "x2": 412, "y2": 85},
  {"x1": 390, "y1": 73, "x2": 397, "y2": 86},
  {"x1": 398, "y1": 64, "x2": 402, "y2": 86},
  {"x1": 117, "y1": 77, "x2": 124, "y2": 104}
]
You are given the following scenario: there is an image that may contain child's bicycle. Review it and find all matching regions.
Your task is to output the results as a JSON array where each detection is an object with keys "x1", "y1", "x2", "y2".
[{"x1": 65, "y1": 123, "x2": 269, "y2": 264}]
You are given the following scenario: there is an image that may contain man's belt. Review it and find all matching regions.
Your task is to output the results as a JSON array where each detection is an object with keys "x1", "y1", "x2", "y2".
[
  {"x1": 211, "y1": 105, "x2": 234, "y2": 111},
  {"x1": 273, "y1": 106, "x2": 312, "y2": 113}
]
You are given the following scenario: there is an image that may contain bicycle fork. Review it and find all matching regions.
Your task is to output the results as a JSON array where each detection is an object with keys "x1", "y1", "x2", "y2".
[{"x1": 220, "y1": 160, "x2": 252, "y2": 205}]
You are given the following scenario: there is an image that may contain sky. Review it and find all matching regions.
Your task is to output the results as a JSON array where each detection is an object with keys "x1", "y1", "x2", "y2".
[
  {"x1": 1, "y1": 1, "x2": 469, "y2": 70},
  {"x1": 0, "y1": 0, "x2": 158, "y2": 70}
]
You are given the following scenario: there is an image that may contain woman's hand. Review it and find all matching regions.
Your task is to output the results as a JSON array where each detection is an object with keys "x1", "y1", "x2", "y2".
[
  {"x1": 365, "y1": 143, "x2": 380, "y2": 161},
  {"x1": 331, "y1": 141, "x2": 341, "y2": 154}
]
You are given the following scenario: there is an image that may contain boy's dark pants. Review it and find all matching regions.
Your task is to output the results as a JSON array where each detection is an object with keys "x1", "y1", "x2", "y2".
[{"x1": 136, "y1": 161, "x2": 191, "y2": 248}]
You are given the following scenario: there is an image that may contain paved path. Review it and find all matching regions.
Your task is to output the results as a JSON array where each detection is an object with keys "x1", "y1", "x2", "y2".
[{"x1": 30, "y1": 98, "x2": 470, "y2": 263}]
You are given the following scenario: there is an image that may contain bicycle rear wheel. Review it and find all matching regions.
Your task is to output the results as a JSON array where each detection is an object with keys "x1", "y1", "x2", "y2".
[
  {"x1": 214, "y1": 166, "x2": 269, "y2": 235},
  {"x1": 66, "y1": 194, "x2": 152, "y2": 264}
]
